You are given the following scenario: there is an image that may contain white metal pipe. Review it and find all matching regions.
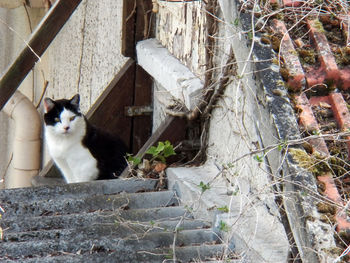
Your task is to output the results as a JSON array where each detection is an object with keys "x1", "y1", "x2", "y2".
[
  {"x1": 0, "y1": 0, "x2": 51, "y2": 9},
  {"x1": 3, "y1": 91, "x2": 41, "y2": 188},
  {"x1": 0, "y1": 0, "x2": 24, "y2": 9}
]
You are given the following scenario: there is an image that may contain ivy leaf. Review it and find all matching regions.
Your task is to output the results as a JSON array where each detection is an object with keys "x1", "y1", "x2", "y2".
[
  {"x1": 146, "y1": 146, "x2": 158, "y2": 156},
  {"x1": 163, "y1": 145, "x2": 176, "y2": 158},
  {"x1": 254, "y1": 155, "x2": 263, "y2": 163},
  {"x1": 217, "y1": 206, "x2": 229, "y2": 213},
  {"x1": 156, "y1": 141, "x2": 165, "y2": 153},
  {"x1": 127, "y1": 154, "x2": 141, "y2": 166},
  {"x1": 199, "y1": 181, "x2": 210, "y2": 193}
]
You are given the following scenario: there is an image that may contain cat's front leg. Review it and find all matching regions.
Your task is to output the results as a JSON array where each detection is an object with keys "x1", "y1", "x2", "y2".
[
  {"x1": 53, "y1": 157, "x2": 75, "y2": 183},
  {"x1": 69, "y1": 158, "x2": 99, "y2": 183}
]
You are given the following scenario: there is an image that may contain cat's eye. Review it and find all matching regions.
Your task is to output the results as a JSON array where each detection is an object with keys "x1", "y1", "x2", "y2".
[
  {"x1": 70, "y1": 116, "x2": 76, "y2": 121},
  {"x1": 54, "y1": 117, "x2": 60, "y2": 122}
]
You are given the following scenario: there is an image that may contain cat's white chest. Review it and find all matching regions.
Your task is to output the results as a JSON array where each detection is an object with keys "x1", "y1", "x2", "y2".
[
  {"x1": 45, "y1": 125, "x2": 99, "y2": 183},
  {"x1": 47, "y1": 134, "x2": 85, "y2": 159},
  {"x1": 46, "y1": 134, "x2": 74, "y2": 158}
]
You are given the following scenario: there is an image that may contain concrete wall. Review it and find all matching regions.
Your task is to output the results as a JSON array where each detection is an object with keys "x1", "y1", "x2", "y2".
[
  {"x1": 152, "y1": 1, "x2": 290, "y2": 261},
  {"x1": 43, "y1": 0, "x2": 127, "y2": 113},
  {"x1": 205, "y1": 4, "x2": 290, "y2": 261},
  {"x1": 0, "y1": 0, "x2": 127, "y2": 187}
]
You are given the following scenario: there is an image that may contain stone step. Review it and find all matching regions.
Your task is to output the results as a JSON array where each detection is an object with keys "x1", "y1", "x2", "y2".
[
  {"x1": 2, "y1": 218, "x2": 211, "y2": 243},
  {"x1": 0, "y1": 178, "x2": 158, "y2": 202},
  {"x1": 0, "y1": 178, "x2": 229, "y2": 262},
  {"x1": 0, "y1": 229, "x2": 219, "y2": 259},
  {"x1": 2, "y1": 190, "x2": 177, "y2": 219},
  {"x1": 1, "y1": 244, "x2": 228, "y2": 263},
  {"x1": 1, "y1": 206, "x2": 190, "y2": 233}
]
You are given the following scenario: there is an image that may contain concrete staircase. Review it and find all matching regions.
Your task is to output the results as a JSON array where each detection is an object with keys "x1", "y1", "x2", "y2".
[{"x1": 0, "y1": 178, "x2": 230, "y2": 262}]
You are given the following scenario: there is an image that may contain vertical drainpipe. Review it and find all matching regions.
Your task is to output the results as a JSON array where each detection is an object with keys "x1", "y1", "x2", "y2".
[
  {"x1": 0, "y1": 1, "x2": 50, "y2": 9},
  {"x1": 3, "y1": 91, "x2": 41, "y2": 188}
]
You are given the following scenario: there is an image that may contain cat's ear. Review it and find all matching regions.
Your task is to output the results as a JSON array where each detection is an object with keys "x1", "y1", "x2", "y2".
[
  {"x1": 70, "y1": 94, "x2": 80, "y2": 109},
  {"x1": 43, "y1": 98, "x2": 55, "y2": 113}
]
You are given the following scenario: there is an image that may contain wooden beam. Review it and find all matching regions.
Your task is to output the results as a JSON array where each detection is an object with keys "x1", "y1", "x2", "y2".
[
  {"x1": 131, "y1": 0, "x2": 154, "y2": 152},
  {"x1": 134, "y1": 0, "x2": 154, "y2": 43},
  {"x1": 122, "y1": 0, "x2": 154, "y2": 152},
  {"x1": 132, "y1": 65, "x2": 153, "y2": 153},
  {"x1": 87, "y1": 59, "x2": 135, "y2": 150},
  {"x1": 0, "y1": 0, "x2": 83, "y2": 110},
  {"x1": 121, "y1": 0, "x2": 136, "y2": 58},
  {"x1": 121, "y1": 0, "x2": 155, "y2": 58}
]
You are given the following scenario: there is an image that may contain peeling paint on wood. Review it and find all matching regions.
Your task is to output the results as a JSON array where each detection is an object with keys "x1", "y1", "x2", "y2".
[{"x1": 156, "y1": 2, "x2": 207, "y2": 80}]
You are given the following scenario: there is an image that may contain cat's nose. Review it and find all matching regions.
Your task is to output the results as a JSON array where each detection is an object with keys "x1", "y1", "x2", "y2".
[{"x1": 63, "y1": 126, "x2": 70, "y2": 131}]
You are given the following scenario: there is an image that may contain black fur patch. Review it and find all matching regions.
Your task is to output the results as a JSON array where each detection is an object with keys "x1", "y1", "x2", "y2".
[
  {"x1": 44, "y1": 98, "x2": 82, "y2": 126},
  {"x1": 82, "y1": 121, "x2": 128, "y2": 179}
]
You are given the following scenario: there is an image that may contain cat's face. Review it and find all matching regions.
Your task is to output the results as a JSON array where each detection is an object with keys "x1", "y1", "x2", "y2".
[{"x1": 43, "y1": 94, "x2": 84, "y2": 136}]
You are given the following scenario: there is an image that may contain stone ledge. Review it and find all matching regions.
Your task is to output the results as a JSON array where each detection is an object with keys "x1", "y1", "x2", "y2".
[{"x1": 136, "y1": 38, "x2": 203, "y2": 111}]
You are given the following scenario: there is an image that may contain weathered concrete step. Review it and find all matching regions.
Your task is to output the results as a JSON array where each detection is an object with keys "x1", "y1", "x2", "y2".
[
  {"x1": 0, "y1": 178, "x2": 157, "y2": 202},
  {"x1": 1, "y1": 244, "x2": 227, "y2": 263},
  {"x1": 2, "y1": 219, "x2": 211, "y2": 243},
  {"x1": 0, "y1": 229, "x2": 219, "y2": 259},
  {"x1": 2, "y1": 190, "x2": 177, "y2": 219},
  {"x1": 1, "y1": 206, "x2": 193, "y2": 233}
]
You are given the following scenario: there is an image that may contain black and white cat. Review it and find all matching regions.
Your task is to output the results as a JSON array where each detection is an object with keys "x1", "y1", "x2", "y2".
[{"x1": 43, "y1": 94, "x2": 127, "y2": 183}]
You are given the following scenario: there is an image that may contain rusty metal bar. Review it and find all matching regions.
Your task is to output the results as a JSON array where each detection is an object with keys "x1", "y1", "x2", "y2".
[{"x1": 0, "y1": 0, "x2": 83, "y2": 110}]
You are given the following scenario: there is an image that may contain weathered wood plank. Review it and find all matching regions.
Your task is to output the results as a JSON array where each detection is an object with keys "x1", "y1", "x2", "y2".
[
  {"x1": 132, "y1": 66, "x2": 153, "y2": 153},
  {"x1": 135, "y1": 0, "x2": 154, "y2": 42},
  {"x1": 87, "y1": 59, "x2": 135, "y2": 150},
  {"x1": 130, "y1": 0, "x2": 154, "y2": 152},
  {"x1": 121, "y1": 0, "x2": 136, "y2": 58},
  {"x1": 0, "y1": 0, "x2": 83, "y2": 110},
  {"x1": 122, "y1": 0, "x2": 155, "y2": 58}
]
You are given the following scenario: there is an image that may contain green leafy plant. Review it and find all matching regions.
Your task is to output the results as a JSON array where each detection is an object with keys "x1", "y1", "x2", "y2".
[
  {"x1": 247, "y1": 31, "x2": 253, "y2": 40},
  {"x1": 254, "y1": 155, "x2": 264, "y2": 163},
  {"x1": 146, "y1": 140, "x2": 176, "y2": 163},
  {"x1": 231, "y1": 187, "x2": 239, "y2": 196},
  {"x1": 277, "y1": 140, "x2": 288, "y2": 152},
  {"x1": 165, "y1": 250, "x2": 174, "y2": 259},
  {"x1": 217, "y1": 206, "x2": 229, "y2": 213},
  {"x1": 219, "y1": 220, "x2": 230, "y2": 232},
  {"x1": 199, "y1": 181, "x2": 210, "y2": 193},
  {"x1": 126, "y1": 153, "x2": 141, "y2": 166},
  {"x1": 312, "y1": 130, "x2": 321, "y2": 135},
  {"x1": 126, "y1": 141, "x2": 176, "y2": 167}
]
